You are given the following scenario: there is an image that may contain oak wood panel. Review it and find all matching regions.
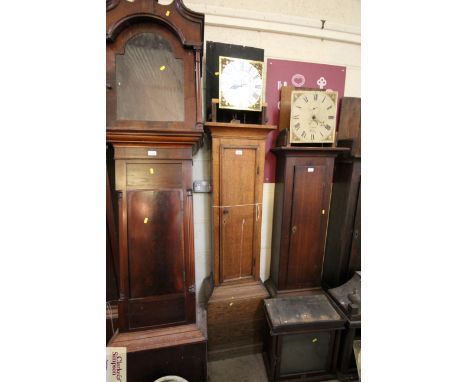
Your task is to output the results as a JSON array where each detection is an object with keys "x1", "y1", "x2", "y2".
[
  {"x1": 206, "y1": 281, "x2": 269, "y2": 353},
  {"x1": 207, "y1": 123, "x2": 275, "y2": 286},
  {"x1": 219, "y1": 145, "x2": 258, "y2": 281}
]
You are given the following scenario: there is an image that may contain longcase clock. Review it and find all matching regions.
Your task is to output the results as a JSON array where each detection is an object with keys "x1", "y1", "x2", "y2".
[
  {"x1": 265, "y1": 147, "x2": 347, "y2": 296},
  {"x1": 106, "y1": 1, "x2": 207, "y2": 381}
]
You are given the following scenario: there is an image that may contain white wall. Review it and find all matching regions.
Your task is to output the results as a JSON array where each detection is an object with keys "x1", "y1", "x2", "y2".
[{"x1": 186, "y1": 0, "x2": 361, "y2": 326}]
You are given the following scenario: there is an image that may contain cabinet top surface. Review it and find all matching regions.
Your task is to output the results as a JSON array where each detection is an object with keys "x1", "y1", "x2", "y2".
[
  {"x1": 264, "y1": 293, "x2": 345, "y2": 332},
  {"x1": 205, "y1": 122, "x2": 276, "y2": 130},
  {"x1": 271, "y1": 146, "x2": 349, "y2": 153}
]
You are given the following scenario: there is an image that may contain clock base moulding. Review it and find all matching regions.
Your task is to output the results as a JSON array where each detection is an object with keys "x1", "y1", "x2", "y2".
[
  {"x1": 206, "y1": 280, "x2": 269, "y2": 360},
  {"x1": 108, "y1": 324, "x2": 207, "y2": 382}
]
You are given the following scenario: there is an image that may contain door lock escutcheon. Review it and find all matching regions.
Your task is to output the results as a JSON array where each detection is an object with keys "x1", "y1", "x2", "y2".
[{"x1": 291, "y1": 225, "x2": 297, "y2": 234}]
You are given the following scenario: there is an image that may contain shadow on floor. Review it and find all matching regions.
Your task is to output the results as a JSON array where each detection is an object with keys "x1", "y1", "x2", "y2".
[{"x1": 207, "y1": 353, "x2": 340, "y2": 382}]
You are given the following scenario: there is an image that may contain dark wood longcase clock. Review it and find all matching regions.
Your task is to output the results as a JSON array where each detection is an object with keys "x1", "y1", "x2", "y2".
[
  {"x1": 265, "y1": 147, "x2": 348, "y2": 296},
  {"x1": 106, "y1": 1, "x2": 207, "y2": 381}
]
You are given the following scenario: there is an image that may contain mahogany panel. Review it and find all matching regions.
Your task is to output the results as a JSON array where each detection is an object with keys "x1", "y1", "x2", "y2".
[
  {"x1": 108, "y1": 324, "x2": 207, "y2": 382},
  {"x1": 128, "y1": 294, "x2": 186, "y2": 329},
  {"x1": 126, "y1": 163, "x2": 182, "y2": 189},
  {"x1": 127, "y1": 190, "x2": 184, "y2": 298},
  {"x1": 267, "y1": 148, "x2": 346, "y2": 296},
  {"x1": 287, "y1": 165, "x2": 328, "y2": 288}
]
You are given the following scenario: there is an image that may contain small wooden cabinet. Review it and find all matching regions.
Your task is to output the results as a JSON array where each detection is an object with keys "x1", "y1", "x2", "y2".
[
  {"x1": 263, "y1": 293, "x2": 346, "y2": 381},
  {"x1": 266, "y1": 147, "x2": 347, "y2": 296}
]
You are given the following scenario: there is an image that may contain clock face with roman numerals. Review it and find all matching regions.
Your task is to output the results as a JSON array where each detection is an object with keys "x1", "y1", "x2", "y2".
[
  {"x1": 219, "y1": 56, "x2": 263, "y2": 112},
  {"x1": 289, "y1": 90, "x2": 338, "y2": 144}
]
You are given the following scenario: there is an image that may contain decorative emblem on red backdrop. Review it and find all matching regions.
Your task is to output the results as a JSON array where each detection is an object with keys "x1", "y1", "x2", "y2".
[{"x1": 264, "y1": 59, "x2": 346, "y2": 182}]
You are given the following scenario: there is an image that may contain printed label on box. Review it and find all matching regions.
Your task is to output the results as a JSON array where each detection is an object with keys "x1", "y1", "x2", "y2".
[{"x1": 106, "y1": 347, "x2": 126, "y2": 382}]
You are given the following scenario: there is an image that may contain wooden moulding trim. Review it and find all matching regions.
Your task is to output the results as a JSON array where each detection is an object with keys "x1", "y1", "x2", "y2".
[
  {"x1": 109, "y1": 324, "x2": 206, "y2": 353},
  {"x1": 106, "y1": 131, "x2": 203, "y2": 145},
  {"x1": 271, "y1": 147, "x2": 350, "y2": 156},
  {"x1": 205, "y1": 122, "x2": 276, "y2": 130},
  {"x1": 107, "y1": 0, "x2": 204, "y2": 48}
]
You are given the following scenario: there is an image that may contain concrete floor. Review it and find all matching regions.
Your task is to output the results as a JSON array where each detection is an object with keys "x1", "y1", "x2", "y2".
[{"x1": 207, "y1": 353, "x2": 340, "y2": 382}]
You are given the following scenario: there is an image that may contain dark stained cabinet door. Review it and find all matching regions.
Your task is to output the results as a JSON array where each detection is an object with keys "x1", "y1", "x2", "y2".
[
  {"x1": 266, "y1": 147, "x2": 347, "y2": 296},
  {"x1": 287, "y1": 165, "x2": 328, "y2": 288},
  {"x1": 114, "y1": 147, "x2": 195, "y2": 331}
]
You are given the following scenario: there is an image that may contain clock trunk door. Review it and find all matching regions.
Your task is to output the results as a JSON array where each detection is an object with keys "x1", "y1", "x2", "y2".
[
  {"x1": 287, "y1": 165, "x2": 328, "y2": 288},
  {"x1": 126, "y1": 189, "x2": 187, "y2": 329},
  {"x1": 219, "y1": 145, "x2": 259, "y2": 283}
]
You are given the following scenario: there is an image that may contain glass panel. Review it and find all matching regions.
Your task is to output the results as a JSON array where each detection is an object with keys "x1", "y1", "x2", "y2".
[
  {"x1": 116, "y1": 32, "x2": 184, "y2": 121},
  {"x1": 280, "y1": 332, "x2": 331, "y2": 375}
]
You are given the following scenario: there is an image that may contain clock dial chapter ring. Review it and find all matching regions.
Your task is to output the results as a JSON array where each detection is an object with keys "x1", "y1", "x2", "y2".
[
  {"x1": 219, "y1": 56, "x2": 264, "y2": 111},
  {"x1": 290, "y1": 90, "x2": 337, "y2": 143}
]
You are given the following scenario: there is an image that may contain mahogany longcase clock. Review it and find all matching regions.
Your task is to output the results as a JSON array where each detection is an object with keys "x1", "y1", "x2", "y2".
[
  {"x1": 265, "y1": 147, "x2": 348, "y2": 297},
  {"x1": 106, "y1": 1, "x2": 207, "y2": 381}
]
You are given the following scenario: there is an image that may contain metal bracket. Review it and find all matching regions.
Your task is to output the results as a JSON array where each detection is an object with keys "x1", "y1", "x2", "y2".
[{"x1": 188, "y1": 284, "x2": 195, "y2": 294}]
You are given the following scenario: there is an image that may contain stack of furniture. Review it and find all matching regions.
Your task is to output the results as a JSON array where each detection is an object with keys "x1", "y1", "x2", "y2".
[
  {"x1": 262, "y1": 87, "x2": 361, "y2": 381},
  {"x1": 106, "y1": 1, "x2": 207, "y2": 380}
]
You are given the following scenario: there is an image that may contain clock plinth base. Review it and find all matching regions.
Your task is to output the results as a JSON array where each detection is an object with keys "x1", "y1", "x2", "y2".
[
  {"x1": 108, "y1": 324, "x2": 207, "y2": 382},
  {"x1": 207, "y1": 280, "x2": 269, "y2": 360}
]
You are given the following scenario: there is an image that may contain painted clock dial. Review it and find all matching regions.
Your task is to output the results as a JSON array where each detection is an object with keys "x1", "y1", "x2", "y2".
[
  {"x1": 219, "y1": 56, "x2": 263, "y2": 112},
  {"x1": 289, "y1": 90, "x2": 338, "y2": 144}
]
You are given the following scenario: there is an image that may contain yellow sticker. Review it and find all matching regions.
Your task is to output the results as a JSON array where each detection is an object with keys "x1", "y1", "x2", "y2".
[
  {"x1": 160, "y1": 65, "x2": 166, "y2": 71},
  {"x1": 165, "y1": 10, "x2": 171, "y2": 16},
  {"x1": 149, "y1": 168, "x2": 154, "y2": 174},
  {"x1": 144, "y1": 217, "x2": 149, "y2": 224}
]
